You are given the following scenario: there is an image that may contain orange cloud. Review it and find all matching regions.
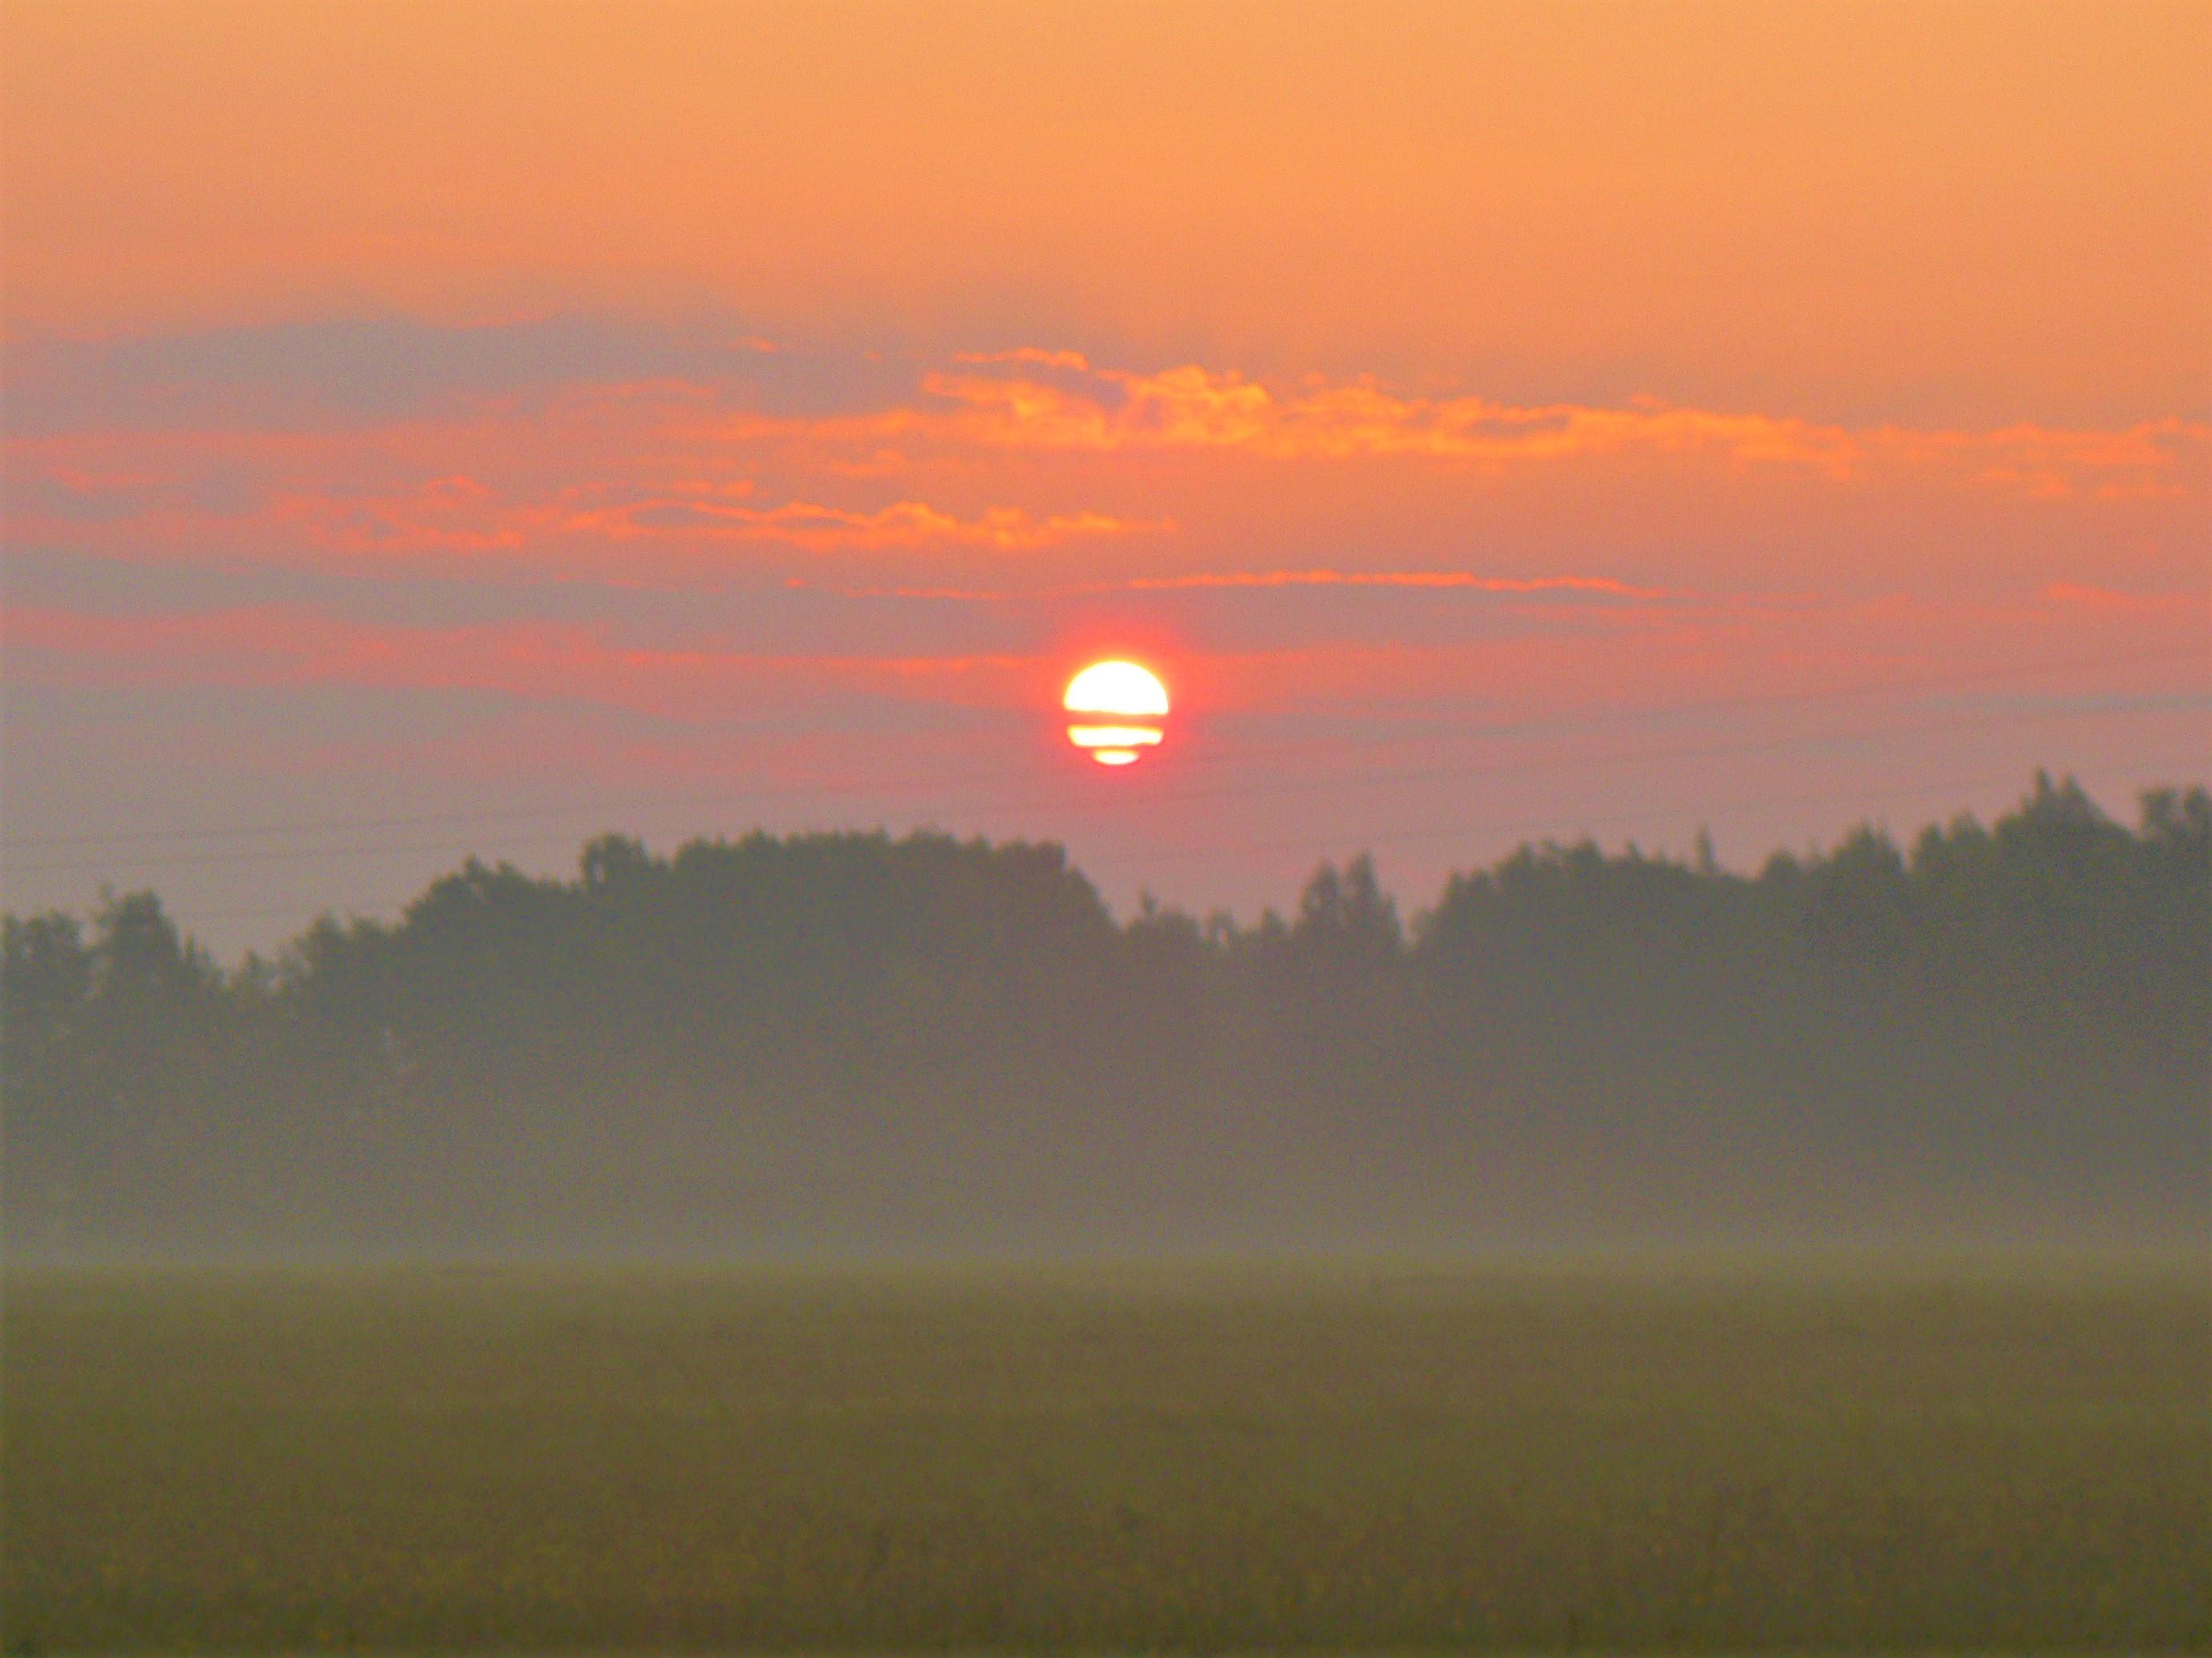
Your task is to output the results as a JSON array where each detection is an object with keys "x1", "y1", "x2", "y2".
[
  {"x1": 552, "y1": 495, "x2": 1165, "y2": 552},
  {"x1": 3, "y1": 421, "x2": 1167, "y2": 569},
  {"x1": 894, "y1": 361, "x2": 2208, "y2": 499},
  {"x1": 270, "y1": 479, "x2": 1163, "y2": 559},
  {"x1": 608, "y1": 352, "x2": 2212, "y2": 509}
]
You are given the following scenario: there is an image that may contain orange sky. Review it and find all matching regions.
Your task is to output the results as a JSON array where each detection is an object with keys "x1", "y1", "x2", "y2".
[
  {"x1": 3, "y1": 0, "x2": 2206, "y2": 947},
  {"x1": 10, "y1": 0, "x2": 2207, "y2": 418}
]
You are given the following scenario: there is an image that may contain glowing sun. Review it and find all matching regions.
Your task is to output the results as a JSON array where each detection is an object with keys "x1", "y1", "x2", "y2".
[{"x1": 1064, "y1": 660, "x2": 1169, "y2": 766}]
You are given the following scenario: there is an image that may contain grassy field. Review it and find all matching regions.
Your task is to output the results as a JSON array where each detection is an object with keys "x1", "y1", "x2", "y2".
[{"x1": 4, "y1": 1259, "x2": 2206, "y2": 1652}]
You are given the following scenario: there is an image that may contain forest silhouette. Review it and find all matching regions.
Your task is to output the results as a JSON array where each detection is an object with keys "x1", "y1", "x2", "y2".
[{"x1": 4, "y1": 773, "x2": 2204, "y2": 1257}]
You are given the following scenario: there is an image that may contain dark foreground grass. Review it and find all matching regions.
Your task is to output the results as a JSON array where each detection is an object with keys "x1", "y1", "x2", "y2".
[{"x1": 3, "y1": 1258, "x2": 2206, "y2": 1652}]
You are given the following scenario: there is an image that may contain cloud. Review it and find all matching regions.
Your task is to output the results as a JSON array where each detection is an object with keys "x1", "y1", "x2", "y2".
[
  {"x1": 1107, "y1": 569, "x2": 1670, "y2": 598},
  {"x1": 2041, "y1": 581, "x2": 2210, "y2": 616},
  {"x1": 6, "y1": 324, "x2": 2202, "y2": 617},
  {"x1": 2, "y1": 439, "x2": 1163, "y2": 565},
  {"x1": 950, "y1": 348, "x2": 1094, "y2": 371},
  {"x1": 774, "y1": 569, "x2": 1678, "y2": 618},
  {"x1": 2, "y1": 316, "x2": 931, "y2": 433},
  {"x1": 18, "y1": 318, "x2": 2202, "y2": 501},
  {"x1": 1, "y1": 603, "x2": 1042, "y2": 721},
  {"x1": 554, "y1": 494, "x2": 1165, "y2": 552},
  {"x1": 894, "y1": 360, "x2": 2208, "y2": 498}
]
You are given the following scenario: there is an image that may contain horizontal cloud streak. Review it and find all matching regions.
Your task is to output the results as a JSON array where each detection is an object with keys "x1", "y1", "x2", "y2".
[
  {"x1": 782, "y1": 569, "x2": 1677, "y2": 606},
  {"x1": 2, "y1": 317, "x2": 930, "y2": 433},
  {"x1": 3, "y1": 448, "x2": 1163, "y2": 566},
  {"x1": 1111, "y1": 569, "x2": 1672, "y2": 598},
  {"x1": 896, "y1": 359, "x2": 2208, "y2": 499},
  {"x1": 2, "y1": 603, "x2": 1042, "y2": 721},
  {"x1": 560, "y1": 496, "x2": 1165, "y2": 552}
]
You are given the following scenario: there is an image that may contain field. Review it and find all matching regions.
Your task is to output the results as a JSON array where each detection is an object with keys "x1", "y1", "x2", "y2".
[{"x1": 4, "y1": 1260, "x2": 2207, "y2": 1652}]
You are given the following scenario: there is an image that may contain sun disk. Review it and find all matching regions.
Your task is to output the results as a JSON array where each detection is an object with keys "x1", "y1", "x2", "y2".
[{"x1": 1064, "y1": 660, "x2": 1169, "y2": 765}]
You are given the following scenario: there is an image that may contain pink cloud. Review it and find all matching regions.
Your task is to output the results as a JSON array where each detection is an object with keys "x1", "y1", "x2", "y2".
[
  {"x1": 781, "y1": 569, "x2": 1671, "y2": 604},
  {"x1": 1108, "y1": 569, "x2": 1672, "y2": 598},
  {"x1": 2041, "y1": 581, "x2": 2210, "y2": 616}
]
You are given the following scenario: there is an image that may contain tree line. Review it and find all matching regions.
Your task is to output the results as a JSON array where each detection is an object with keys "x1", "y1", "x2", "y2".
[{"x1": 4, "y1": 773, "x2": 2205, "y2": 1256}]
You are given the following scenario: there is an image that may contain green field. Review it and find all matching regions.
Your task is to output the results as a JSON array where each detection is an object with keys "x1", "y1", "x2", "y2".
[{"x1": 5, "y1": 1260, "x2": 2207, "y2": 1652}]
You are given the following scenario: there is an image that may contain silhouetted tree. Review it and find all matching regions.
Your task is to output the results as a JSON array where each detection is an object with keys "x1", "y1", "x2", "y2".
[{"x1": 3, "y1": 780, "x2": 2203, "y2": 1256}]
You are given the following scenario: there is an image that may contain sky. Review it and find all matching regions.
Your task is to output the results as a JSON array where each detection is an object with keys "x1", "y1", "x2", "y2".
[{"x1": 4, "y1": 0, "x2": 2207, "y2": 955}]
